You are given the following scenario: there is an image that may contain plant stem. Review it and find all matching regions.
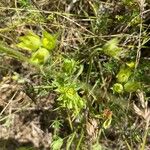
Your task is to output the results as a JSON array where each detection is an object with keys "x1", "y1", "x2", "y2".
[
  {"x1": 76, "y1": 129, "x2": 84, "y2": 150},
  {"x1": 0, "y1": 43, "x2": 30, "y2": 62},
  {"x1": 141, "y1": 120, "x2": 149, "y2": 150},
  {"x1": 0, "y1": 42, "x2": 40, "y2": 69}
]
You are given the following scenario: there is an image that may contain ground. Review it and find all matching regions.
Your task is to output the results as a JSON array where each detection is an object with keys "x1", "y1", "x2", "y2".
[{"x1": 0, "y1": 0, "x2": 150, "y2": 150}]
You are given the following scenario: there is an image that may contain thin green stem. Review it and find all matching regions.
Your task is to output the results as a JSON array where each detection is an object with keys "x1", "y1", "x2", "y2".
[
  {"x1": 141, "y1": 121, "x2": 149, "y2": 150},
  {"x1": 76, "y1": 129, "x2": 84, "y2": 150},
  {"x1": 0, "y1": 43, "x2": 30, "y2": 62},
  {"x1": 0, "y1": 42, "x2": 39, "y2": 69}
]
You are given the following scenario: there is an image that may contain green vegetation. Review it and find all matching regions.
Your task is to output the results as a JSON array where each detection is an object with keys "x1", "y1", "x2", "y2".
[{"x1": 0, "y1": 0, "x2": 150, "y2": 149}]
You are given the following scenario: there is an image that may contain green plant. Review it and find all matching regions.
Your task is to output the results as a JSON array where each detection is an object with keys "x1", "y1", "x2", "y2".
[
  {"x1": 17, "y1": 31, "x2": 41, "y2": 51},
  {"x1": 0, "y1": 0, "x2": 149, "y2": 149},
  {"x1": 0, "y1": 30, "x2": 57, "y2": 66},
  {"x1": 17, "y1": 30, "x2": 57, "y2": 65},
  {"x1": 18, "y1": 0, "x2": 31, "y2": 7},
  {"x1": 30, "y1": 48, "x2": 50, "y2": 64},
  {"x1": 50, "y1": 120, "x2": 63, "y2": 150},
  {"x1": 0, "y1": 42, "x2": 30, "y2": 63},
  {"x1": 42, "y1": 31, "x2": 57, "y2": 51},
  {"x1": 124, "y1": 81, "x2": 141, "y2": 92},
  {"x1": 51, "y1": 136, "x2": 63, "y2": 150},
  {"x1": 53, "y1": 58, "x2": 86, "y2": 119},
  {"x1": 56, "y1": 83, "x2": 86, "y2": 117},
  {"x1": 102, "y1": 38, "x2": 122, "y2": 60},
  {"x1": 116, "y1": 65, "x2": 132, "y2": 83},
  {"x1": 112, "y1": 83, "x2": 123, "y2": 93}
]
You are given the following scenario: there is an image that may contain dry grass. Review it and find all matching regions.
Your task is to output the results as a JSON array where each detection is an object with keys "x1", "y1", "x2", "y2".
[{"x1": 0, "y1": 0, "x2": 150, "y2": 150}]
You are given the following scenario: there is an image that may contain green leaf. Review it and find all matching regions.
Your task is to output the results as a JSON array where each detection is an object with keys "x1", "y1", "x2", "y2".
[
  {"x1": 113, "y1": 83, "x2": 123, "y2": 93},
  {"x1": 103, "y1": 117, "x2": 112, "y2": 129},
  {"x1": 126, "y1": 61, "x2": 135, "y2": 68},
  {"x1": 18, "y1": 0, "x2": 31, "y2": 7},
  {"x1": 30, "y1": 48, "x2": 49, "y2": 64},
  {"x1": 66, "y1": 132, "x2": 76, "y2": 150},
  {"x1": 42, "y1": 31, "x2": 56, "y2": 51},
  {"x1": 56, "y1": 84, "x2": 86, "y2": 117},
  {"x1": 103, "y1": 38, "x2": 122, "y2": 59},
  {"x1": 124, "y1": 81, "x2": 141, "y2": 92},
  {"x1": 51, "y1": 137, "x2": 63, "y2": 150},
  {"x1": 62, "y1": 59, "x2": 76, "y2": 75},
  {"x1": 17, "y1": 31, "x2": 41, "y2": 51}
]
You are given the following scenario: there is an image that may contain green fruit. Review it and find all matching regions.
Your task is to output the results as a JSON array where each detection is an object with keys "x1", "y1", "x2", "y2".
[
  {"x1": 30, "y1": 48, "x2": 50, "y2": 64},
  {"x1": 103, "y1": 38, "x2": 122, "y2": 59},
  {"x1": 124, "y1": 81, "x2": 141, "y2": 92},
  {"x1": 116, "y1": 67, "x2": 132, "y2": 83},
  {"x1": 42, "y1": 31, "x2": 56, "y2": 51},
  {"x1": 17, "y1": 32, "x2": 41, "y2": 51},
  {"x1": 113, "y1": 83, "x2": 123, "y2": 93}
]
